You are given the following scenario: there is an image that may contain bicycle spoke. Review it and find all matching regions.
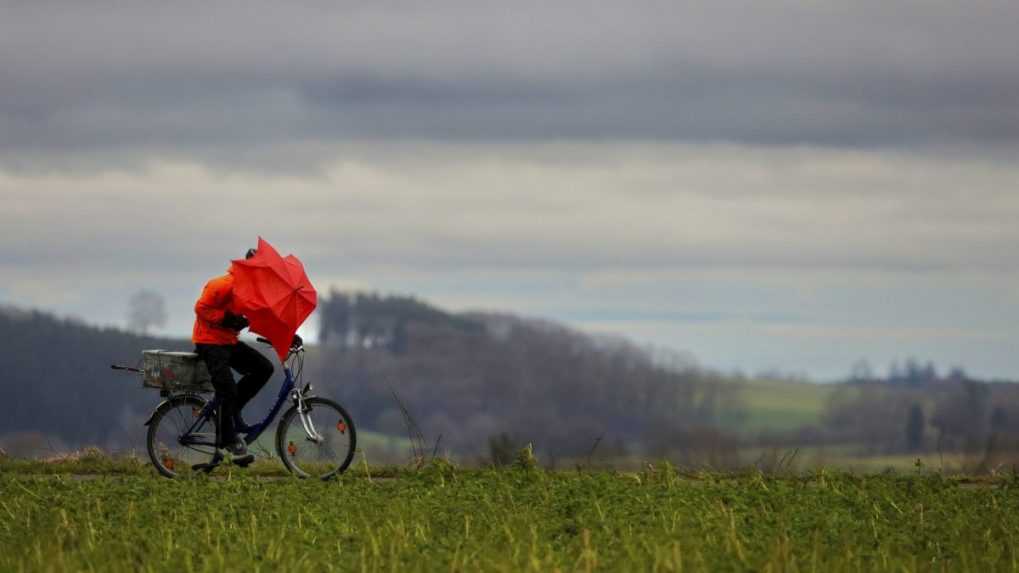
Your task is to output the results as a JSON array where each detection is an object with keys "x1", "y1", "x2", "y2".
[
  {"x1": 278, "y1": 398, "x2": 355, "y2": 479},
  {"x1": 148, "y1": 397, "x2": 217, "y2": 478}
]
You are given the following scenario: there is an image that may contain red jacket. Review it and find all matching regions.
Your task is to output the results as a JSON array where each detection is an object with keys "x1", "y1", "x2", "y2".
[{"x1": 192, "y1": 272, "x2": 241, "y2": 345}]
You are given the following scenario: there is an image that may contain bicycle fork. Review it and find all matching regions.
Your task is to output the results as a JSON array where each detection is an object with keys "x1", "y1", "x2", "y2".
[{"x1": 292, "y1": 383, "x2": 324, "y2": 443}]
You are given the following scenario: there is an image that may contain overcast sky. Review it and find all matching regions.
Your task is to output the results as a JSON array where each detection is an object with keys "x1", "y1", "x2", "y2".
[{"x1": 3, "y1": 1, "x2": 1019, "y2": 380}]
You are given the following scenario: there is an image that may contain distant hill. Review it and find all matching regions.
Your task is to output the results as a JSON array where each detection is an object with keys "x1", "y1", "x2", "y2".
[
  {"x1": 0, "y1": 305, "x2": 192, "y2": 455},
  {"x1": 308, "y1": 292, "x2": 745, "y2": 463},
  {"x1": 0, "y1": 297, "x2": 748, "y2": 461},
  {"x1": 6, "y1": 297, "x2": 1010, "y2": 468}
]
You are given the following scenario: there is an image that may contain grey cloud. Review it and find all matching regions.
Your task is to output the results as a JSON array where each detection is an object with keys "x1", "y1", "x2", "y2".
[
  {"x1": 2, "y1": 1, "x2": 1019, "y2": 168},
  {"x1": 4, "y1": 144, "x2": 1019, "y2": 280},
  {"x1": 4, "y1": 142, "x2": 1019, "y2": 378},
  {"x1": 302, "y1": 75, "x2": 570, "y2": 107}
]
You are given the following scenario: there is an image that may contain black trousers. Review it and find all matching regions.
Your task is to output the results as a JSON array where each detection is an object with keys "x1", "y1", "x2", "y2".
[{"x1": 194, "y1": 341, "x2": 273, "y2": 445}]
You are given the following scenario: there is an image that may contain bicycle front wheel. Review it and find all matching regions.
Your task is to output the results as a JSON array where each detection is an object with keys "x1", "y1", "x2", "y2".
[{"x1": 276, "y1": 397, "x2": 356, "y2": 479}]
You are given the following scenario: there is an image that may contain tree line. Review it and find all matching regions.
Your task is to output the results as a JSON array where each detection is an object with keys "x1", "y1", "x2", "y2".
[
  {"x1": 6, "y1": 295, "x2": 1019, "y2": 470},
  {"x1": 312, "y1": 291, "x2": 744, "y2": 464},
  {"x1": 821, "y1": 370, "x2": 1019, "y2": 468},
  {"x1": 0, "y1": 305, "x2": 187, "y2": 455}
]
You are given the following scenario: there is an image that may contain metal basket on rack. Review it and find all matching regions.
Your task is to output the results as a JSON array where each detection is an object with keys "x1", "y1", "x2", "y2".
[{"x1": 141, "y1": 350, "x2": 214, "y2": 393}]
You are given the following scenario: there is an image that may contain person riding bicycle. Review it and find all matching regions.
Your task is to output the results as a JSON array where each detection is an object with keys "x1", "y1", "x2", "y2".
[{"x1": 192, "y1": 247, "x2": 301, "y2": 465}]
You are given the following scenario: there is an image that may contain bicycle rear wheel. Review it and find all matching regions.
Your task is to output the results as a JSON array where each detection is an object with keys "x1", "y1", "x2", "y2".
[
  {"x1": 276, "y1": 397, "x2": 356, "y2": 480},
  {"x1": 147, "y1": 395, "x2": 218, "y2": 478}
]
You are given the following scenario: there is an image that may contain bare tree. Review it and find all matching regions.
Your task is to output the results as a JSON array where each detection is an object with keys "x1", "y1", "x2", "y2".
[{"x1": 126, "y1": 289, "x2": 167, "y2": 335}]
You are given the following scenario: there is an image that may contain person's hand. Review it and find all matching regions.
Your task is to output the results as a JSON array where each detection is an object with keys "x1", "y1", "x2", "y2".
[
  {"x1": 221, "y1": 312, "x2": 250, "y2": 332},
  {"x1": 291, "y1": 333, "x2": 303, "y2": 348}
]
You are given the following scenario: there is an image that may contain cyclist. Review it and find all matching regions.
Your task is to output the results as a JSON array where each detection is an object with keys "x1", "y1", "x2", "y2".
[{"x1": 192, "y1": 247, "x2": 300, "y2": 465}]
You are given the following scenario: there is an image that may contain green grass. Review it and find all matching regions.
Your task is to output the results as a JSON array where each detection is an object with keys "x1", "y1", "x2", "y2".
[
  {"x1": 0, "y1": 450, "x2": 410, "y2": 479},
  {"x1": 0, "y1": 454, "x2": 152, "y2": 475},
  {"x1": 734, "y1": 378, "x2": 837, "y2": 434},
  {"x1": 246, "y1": 427, "x2": 414, "y2": 467},
  {"x1": 2, "y1": 462, "x2": 1018, "y2": 572},
  {"x1": 735, "y1": 445, "x2": 983, "y2": 474}
]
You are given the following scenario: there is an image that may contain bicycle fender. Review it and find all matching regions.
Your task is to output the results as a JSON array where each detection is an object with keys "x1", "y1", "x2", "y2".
[
  {"x1": 144, "y1": 395, "x2": 205, "y2": 426},
  {"x1": 143, "y1": 402, "x2": 169, "y2": 426}
]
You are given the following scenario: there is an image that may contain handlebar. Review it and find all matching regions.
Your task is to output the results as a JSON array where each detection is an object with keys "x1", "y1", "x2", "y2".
[
  {"x1": 111, "y1": 364, "x2": 143, "y2": 373},
  {"x1": 255, "y1": 336, "x2": 304, "y2": 356}
]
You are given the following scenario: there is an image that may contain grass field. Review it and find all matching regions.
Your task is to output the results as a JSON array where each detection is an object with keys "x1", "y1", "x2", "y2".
[
  {"x1": 2, "y1": 459, "x2": 1017, "y2": 572},
  {"x1": 734, "y1": 378, "x2": 837, "y2": 434}
]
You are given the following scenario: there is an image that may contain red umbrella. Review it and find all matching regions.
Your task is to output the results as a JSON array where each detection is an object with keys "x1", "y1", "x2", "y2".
[{"x1": 229, "y1": 237, "x2": 317, "y2": 361}]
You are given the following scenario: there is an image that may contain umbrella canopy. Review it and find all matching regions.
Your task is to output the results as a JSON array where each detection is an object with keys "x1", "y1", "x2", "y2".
[{"x1": 229, "y1": 237, "x2": 317, "y2": 361}]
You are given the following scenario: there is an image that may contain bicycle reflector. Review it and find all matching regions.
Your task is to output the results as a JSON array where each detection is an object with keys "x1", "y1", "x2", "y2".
[
  {"x1": 287, "y1": 442, "x2": 297, "y2": 456},
  {"x1": 337, "y1": 420, "x2": 347, "y2": 434}
]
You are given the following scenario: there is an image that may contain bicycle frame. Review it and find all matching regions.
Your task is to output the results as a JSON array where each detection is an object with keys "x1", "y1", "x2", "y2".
[{"x1": 179, "y1": 365, "x2": 296, "y2": 449}]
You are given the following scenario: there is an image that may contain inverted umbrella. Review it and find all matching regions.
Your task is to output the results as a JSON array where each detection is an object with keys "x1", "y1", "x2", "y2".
[{"x1": 229, "y1": 237, "x2": 317, "y2": 361}]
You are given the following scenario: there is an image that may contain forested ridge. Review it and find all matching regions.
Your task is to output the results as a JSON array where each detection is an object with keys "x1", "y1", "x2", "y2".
[
  {"x1": 314, "y1": 292, "x2": 741, "y2": 462},
  {"x1": 0, "y1": 297, "x2": 739, "y2": 460},
  {"x1": 0, "y1": 305, "x2": 191, "y2": 453},
  {"x1": 5, "y1": 296, "x2": 1019, "y2": 468}
]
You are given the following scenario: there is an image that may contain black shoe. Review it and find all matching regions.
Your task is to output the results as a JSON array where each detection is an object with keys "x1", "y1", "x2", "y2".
[
  {"x1": 192, "y1": 452, "x2": 224, "y2": 473},
  {"x1": 228, "y1": 440, "x2": 255, "y2": 467}
]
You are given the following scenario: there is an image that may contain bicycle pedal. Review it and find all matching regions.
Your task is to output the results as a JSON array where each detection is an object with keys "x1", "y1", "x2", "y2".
[
  {"x1": 192, "y1": 460, "x2": 221, "y2": 473},
  {"x1": 192, "y1": 452, "x2": 224, "y2": 473},
  {"x1": 220, "y1": 447, "x2": 255, "y2": 467}
]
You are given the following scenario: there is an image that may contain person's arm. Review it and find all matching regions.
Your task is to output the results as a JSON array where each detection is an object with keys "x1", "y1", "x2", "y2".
[
  {"x1": 194, "y1": 277, "x2": 231, "y2": 325},
  {"x1": 221, "y1": 312, "x2": 249, "y2": 331}
]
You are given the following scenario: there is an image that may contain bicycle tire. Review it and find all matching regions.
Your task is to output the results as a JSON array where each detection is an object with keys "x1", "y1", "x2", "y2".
[
  {"x1": 146, "y1": 394, "x2": 218, "y2": 478},
  {"x1": 275, "y1": 397, "x2": 356, "y2": 480}
]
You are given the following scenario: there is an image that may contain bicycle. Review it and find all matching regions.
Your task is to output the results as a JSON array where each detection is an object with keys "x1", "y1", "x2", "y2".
[{"x1": 113, "y1": 337, "x2": 356, "y2": 479}]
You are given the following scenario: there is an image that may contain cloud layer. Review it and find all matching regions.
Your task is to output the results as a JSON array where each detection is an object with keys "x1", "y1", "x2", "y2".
[
  {"x1": 3, "y1": 2, "x2": 1019, "y2": 378},
  {"x1": 3, "y1": 143, "x2": 1019, "y2": 378},
  {"x1": 3, "y1": 1, "x2": 1019, "y2": 170}
]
